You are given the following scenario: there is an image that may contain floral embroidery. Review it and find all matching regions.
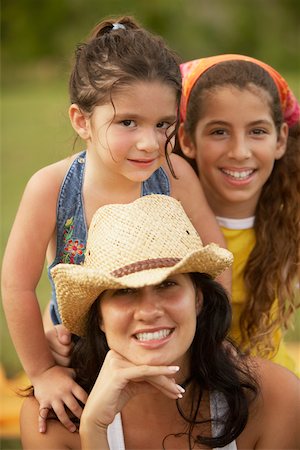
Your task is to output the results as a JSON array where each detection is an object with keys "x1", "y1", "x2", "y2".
[{"x1": 60, "y1": 217, "x2": 85, "y2": 264}]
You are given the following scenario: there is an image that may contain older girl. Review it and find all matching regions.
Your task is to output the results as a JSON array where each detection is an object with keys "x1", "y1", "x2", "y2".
[{"x1": 178, "y1": 54, "x2": 300, "y2": 372}]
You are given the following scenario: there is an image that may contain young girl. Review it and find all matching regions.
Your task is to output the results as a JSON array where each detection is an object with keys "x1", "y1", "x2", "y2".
[
  {"x1": 20, "y1": 195, "x2": 300, "y2": 450},
  {"x1": 1, "y1": 17, "x2": 228, "y2": 433},
  {"x1": 178, "y1": 54, "x2": 300, "y2": 372}
]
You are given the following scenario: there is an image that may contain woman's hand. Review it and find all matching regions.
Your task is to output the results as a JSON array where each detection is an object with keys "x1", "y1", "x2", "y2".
[{"x1": 80, "y1": 350, "x2": 184, "y2": 428}]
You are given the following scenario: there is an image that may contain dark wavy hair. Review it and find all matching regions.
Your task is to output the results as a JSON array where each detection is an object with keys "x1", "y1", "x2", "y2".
[
  {"x1": 177, "y1": 60, "x2": 300, "y2": 354},
  {"x1": 71, "y1": 273, "x2": 258, "y2": 448},
  {"x1": 69, "y1": 15, "x2": 182, "y2": 177}
]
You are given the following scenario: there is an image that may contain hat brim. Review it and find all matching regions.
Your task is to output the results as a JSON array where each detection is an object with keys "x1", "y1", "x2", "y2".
[{"x1": 51, "y1": 243, "x2": 232, "y2": 336}]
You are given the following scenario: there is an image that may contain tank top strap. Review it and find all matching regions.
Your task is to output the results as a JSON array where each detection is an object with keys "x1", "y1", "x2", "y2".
[
  {"x1": 107, "y1": 413, "x2": 125, "y2": 450},
  {"x1": 48, "y1": 151, "x2": 88, "y2": 323},
  {"x1": 55, "y1": 150, "x2": 87, "y2": 266},
  {"x1": 142, "y1": 166, "x2": 170, "y2": 196}
]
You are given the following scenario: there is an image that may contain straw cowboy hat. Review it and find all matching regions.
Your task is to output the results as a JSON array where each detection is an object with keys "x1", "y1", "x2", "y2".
[{"x1": 51, "y1": 195, "x2": 233, "y2": 336}]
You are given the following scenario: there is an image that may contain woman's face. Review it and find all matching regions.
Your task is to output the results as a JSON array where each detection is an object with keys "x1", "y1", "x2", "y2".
[{"x1": 99, "y1": 274, "x2": 199, "y2": 370}]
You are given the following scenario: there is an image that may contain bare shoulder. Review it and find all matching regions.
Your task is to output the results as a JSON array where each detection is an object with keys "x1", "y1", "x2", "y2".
[
  {"x1": 167, "y1": 153, "x2": 198, "y2": 179},
  {"x1": 18, "y1": 154, "x2": 79, "y2": 224},
  {"x1": 253, "y1": 356, "x2": 300, "y2": 398},
  {"x1": 163, "y1": 153, "x2": 204, "y2": 200},
  {"x1": 242, "y1": 357, "x2": 300, "y2": 449},
  {"x1": 2, "y1": 153, "x2": 79, "y2": 266},
  {"x1": 251, "y1": 357, "x2": 300, "y2": 418},
  {"x1": 20, "y1": 396, "x2": 80, "y2": 449},
  {"x1": 25, "y1": 154, "x2": 77, "y2": 200}
]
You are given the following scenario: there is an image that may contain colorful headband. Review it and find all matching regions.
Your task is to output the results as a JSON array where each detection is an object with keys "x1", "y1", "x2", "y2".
[{"x1": 180, "y1": 54, "x2": 300, "y2": 128}]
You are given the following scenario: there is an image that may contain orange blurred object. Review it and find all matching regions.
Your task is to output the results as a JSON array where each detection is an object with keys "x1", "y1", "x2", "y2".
[{"x1": 0, "y1": 365, "x2": 29, "y2": 438}]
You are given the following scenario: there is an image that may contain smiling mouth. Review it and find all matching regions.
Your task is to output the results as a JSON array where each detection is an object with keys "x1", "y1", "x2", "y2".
[
  {"x1": 221, "y1": 168, "x2": 255, "y2": 180},
  {"x1": 134, "y1": 329, "x2": 173, "y2": 341},
  {"x1": 128, "y1": 158, "x2": 155, "y2": 164}
]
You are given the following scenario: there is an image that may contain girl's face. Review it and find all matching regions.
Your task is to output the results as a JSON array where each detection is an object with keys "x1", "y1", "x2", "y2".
[
  {"x1": 99, "y1": 274, "x2": 199, "y2": 371},
  {"x1": 73, "y1": 80, "x2": 177, "y2": 185},
  {"x1": 180, "y1": 86, "x2": 288, "y2": 218}
]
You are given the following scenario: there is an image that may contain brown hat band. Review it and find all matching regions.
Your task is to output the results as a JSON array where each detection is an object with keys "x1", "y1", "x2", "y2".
[{"x1": 111, "y1": 257, "x2": 181, "y2": 278}]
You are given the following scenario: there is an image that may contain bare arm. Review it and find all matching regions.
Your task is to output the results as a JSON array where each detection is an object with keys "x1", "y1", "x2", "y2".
[
  {"x1": 167, "y1": 154, "x2": 232, "y2": 293},
  {"x1": 43, "y1": 301, "x2": 54, "y2": 331},
  {"x1": 1, "y1": 162, "x2": 87, "y2": 432},
  {"x1": 1, "y1": 167, "x2": 59, "y2": 381}
]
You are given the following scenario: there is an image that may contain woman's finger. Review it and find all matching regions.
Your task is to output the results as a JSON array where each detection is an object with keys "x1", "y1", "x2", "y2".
[{"x1": 145, "y1": 375, "x2": 185, "y2": 399}]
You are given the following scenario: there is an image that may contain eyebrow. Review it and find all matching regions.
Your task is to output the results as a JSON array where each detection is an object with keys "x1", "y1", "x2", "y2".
[
  {"x1": 204, "y1": 119, "x2": 273, "y2": 127},
  {"x1": 115, "y1": 113, "x2": 177, "y2": 123},
  {"x1": 205, "y1": 120, "x2": 228, "y2": 126},
  {"x1": 247, "y1": 119, "x2": 273, "y2": 126}
]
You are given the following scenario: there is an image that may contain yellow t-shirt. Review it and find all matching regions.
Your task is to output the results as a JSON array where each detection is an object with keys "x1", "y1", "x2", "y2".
[{"x1": 218, "y1": 216, "x2": 297, "y2": 374}]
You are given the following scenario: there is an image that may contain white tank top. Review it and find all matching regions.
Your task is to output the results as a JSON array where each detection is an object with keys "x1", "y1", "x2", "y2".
[{"x1": 107, "y1": 391, "x2": 237, "y2": 450}]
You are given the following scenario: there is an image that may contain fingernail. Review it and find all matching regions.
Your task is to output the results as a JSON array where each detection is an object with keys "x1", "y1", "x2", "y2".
[
  {"x1": 177, "y1": 393, "x2": 183, "y2": 399},
  {"x1": 176, "y1": 384, "x2": 185, "y2": 393},
  {"x1": 168, "y1": 366, "x2": 180, "y2": 372},
  {"x1": 70, "y1": 425, "x2": 77, "y2": 433}
]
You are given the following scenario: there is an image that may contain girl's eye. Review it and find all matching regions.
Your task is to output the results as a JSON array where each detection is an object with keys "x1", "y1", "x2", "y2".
[
  {"x1": 121, "y1": 120, "x2": 135, "y2": 127},
  {"x1": 251, "y1": 128, "x2": 267, "y2": 135},
  {"x1": 157, "y1": 121, "x2": 170, "y2": 129},
  {"x1": 211, "y1": 129, "x2": 227, "y2": 136}
]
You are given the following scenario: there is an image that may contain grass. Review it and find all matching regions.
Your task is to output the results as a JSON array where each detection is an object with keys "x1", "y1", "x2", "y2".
[
  {"x1": 1, "y1": 78, "x2": 73, "y2": 375},
  {"x1": 0, "y1": 439, "x2": 21, "y2": 450},
  {"x1": 1, "y1": 75, "x2": 300, "y2": 377}
]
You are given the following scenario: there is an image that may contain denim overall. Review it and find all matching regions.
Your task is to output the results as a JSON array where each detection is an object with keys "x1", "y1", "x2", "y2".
[{"x1": 48, "y1": 151, "x2": 171, "y2": 324}]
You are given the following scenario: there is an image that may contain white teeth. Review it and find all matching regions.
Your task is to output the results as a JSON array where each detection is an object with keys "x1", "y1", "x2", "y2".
[
  {"x1": 222, "y1": 169, "x2": 254, "y2": 180},
  {"x1": 135, "y1": 329, "x2": 171, "y2": 341}
]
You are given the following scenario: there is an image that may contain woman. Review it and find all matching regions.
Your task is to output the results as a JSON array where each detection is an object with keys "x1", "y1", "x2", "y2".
[{"x1": 20, "y1": 195, "x2": 300, "y2": 449}]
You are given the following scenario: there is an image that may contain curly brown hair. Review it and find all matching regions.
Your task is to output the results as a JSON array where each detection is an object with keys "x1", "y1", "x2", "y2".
[{"x1": 177, "y1": 60, "x2": 300, "y2": 355}]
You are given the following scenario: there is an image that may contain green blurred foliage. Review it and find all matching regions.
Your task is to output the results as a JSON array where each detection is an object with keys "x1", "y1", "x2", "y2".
[{"x1": 2, "y1": 0, "x2": 300, "y2": 82}]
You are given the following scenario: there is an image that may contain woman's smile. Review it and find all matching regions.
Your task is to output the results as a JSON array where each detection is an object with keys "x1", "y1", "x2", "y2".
[{"x1": 133, "y1": 327, "x2": 175, "y2": 347}]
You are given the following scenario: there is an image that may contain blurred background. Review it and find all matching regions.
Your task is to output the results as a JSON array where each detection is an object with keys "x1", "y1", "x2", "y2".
[{"x1": 1, "y1": 0, "x2": 300, "y2": 447}]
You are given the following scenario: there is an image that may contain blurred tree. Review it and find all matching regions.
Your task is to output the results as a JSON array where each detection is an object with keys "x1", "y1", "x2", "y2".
[{"x1": 2, "y1": 0, "x2": 300, "y2": 78}]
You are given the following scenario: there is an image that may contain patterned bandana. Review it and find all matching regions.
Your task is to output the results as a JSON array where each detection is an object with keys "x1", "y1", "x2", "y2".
[{"x1": 180, "y1": 54, "x2": 300, "y2": 127}]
